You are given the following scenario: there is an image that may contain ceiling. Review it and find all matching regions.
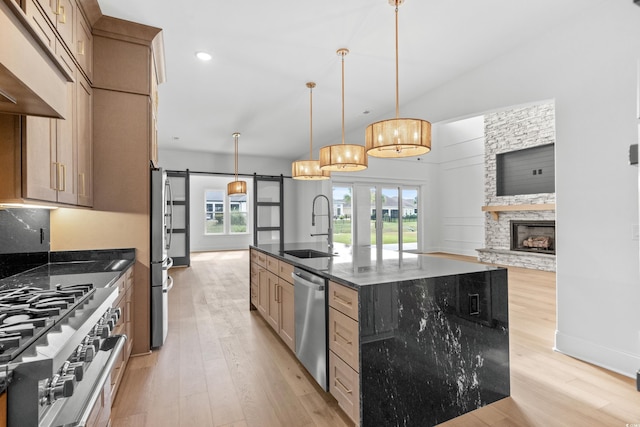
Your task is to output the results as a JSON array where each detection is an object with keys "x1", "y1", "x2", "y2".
[{"x1": 96, "y1": 0, "x2": 605, "y2": 161}]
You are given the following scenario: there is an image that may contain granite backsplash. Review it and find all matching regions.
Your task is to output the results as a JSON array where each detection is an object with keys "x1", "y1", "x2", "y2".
[{"x1": 0, "y1": 209, "x2": 50, "y2": 279}]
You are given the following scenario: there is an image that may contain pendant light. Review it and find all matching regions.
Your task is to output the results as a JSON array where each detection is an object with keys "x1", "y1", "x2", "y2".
[
  {"x1": 227, "y1": 132, "x2": 247, "y2": 195},
  {"x1": 319, "y1": 48, "x2": 368, "y2": 172},
  {"x1": 292, "y1": 82, "x2": 330, "y2": 180},
  {"x1": 365, "y1": 0, "x2": 431, "y2": 158}
]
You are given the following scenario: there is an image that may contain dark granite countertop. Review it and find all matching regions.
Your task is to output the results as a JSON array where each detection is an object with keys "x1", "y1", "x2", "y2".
[
  {"x1": 0, "y1": 249, "x2": 135, "y2": 291},
  {"x1": 251, "y1": 242, "x2": 503, "y2": 287}
]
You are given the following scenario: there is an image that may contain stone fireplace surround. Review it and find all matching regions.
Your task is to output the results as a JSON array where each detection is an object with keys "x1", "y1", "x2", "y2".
[{"x1": 477, "y1": 102, "x2": 556, "y2": 272}]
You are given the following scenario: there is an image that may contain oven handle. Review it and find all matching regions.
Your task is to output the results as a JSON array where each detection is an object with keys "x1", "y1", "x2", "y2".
[{"x1": 76, "y1": 334, "x2": 127, "y2": 427}]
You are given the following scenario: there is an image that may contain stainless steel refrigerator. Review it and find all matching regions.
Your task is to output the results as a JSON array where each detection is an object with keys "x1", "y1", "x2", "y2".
[{"x1": 151, "y1": 167, "x2": 174, "y2": 348}]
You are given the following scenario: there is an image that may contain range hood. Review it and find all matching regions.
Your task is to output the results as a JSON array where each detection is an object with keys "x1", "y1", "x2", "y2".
[{"x1": 0, "y1": 0, "x2": 69, "y2": 119}]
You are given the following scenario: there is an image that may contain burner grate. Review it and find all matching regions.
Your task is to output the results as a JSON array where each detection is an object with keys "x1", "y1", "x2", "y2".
[{"x1": 0, "y1": 284, "x2": 95, "y2": 363}]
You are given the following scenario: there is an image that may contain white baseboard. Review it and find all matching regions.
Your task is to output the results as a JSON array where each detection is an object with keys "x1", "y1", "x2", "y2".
[{"x1": 555, "y1": 331, "x2": 640, "y2": 379}]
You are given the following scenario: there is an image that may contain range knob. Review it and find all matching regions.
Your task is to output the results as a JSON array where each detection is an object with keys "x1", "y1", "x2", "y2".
[
  {"x1": 110, "y1": 307, "x2": 122, "y2": 323},
  {"x1": 94, "y1": 323, "x2": 111, "y2": 339},
  {"x1": 84, "y1": 334, "x2": 101, "y2": 350},
  {"x1": 48, "y1": 374, "x2": 75, "y2": 402},
  {"x1": 61, "y1": 361, "x2": 84, "y2": 382},
  {"x1": 72, "y1": 343, "x2": 95, "y2": 363},
  {"x1": 106, "y1": 317, "x2": 116, "y2": 330}
]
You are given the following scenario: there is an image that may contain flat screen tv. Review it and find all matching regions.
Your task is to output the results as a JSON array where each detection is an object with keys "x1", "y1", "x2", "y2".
[{"x1": 496, "y1": 143, "x2": 555, "y2": 196}]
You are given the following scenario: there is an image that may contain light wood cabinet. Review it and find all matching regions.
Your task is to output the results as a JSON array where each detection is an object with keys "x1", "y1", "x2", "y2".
[
  {"x1": 249, "y1": 249, "x2": 295, "y2": 353},
  {"x1": 329, "y1": 351, "x2": 360, "y2": 424},
  {"x1": 110, "y1": 265, "x2": 134, "y2": 404},
  {"x1": 329, "y1": 308, "x2": 359, "y2": 370},
  {"x1": 0, "y1": 0, "x2": 93, "y2": 208},
  {"x1": 266, "y1": 270, "x2": 279, "y2": 331},
  {"x1": 278, "y1": 276, "x2": 295, "y2": 351},
  {"x1": 328, "y1": 281, "x2": 360, "y2": 425},
  {"x1": 76, "y1": 75, "x2": 92, "y2": 206},
  {"x1": 250, "y1": 249, "x2": 271, "y2": 321},
  {"x1": 74, "y1": 5, "x2": 92, "y2": 81},
  {"x1": 27, "y1": 0, "x2": 92, "y2": 81},
  {"x1": 21, "y1": 67, "x2": 77, "y2": 205},
  {"x1": 329, "y1": 280, "x2": 358, "y2": 320}
]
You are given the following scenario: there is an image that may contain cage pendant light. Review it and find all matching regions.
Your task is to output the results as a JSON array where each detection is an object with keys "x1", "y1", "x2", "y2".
[
  {"x1": 227, "y1": 132, "x2": 247, "y2": 195},
  {"x1": 365, "y1": 0, "x2": 431, "y2": 158},
  {"x1": 319, "y1": 48, "x2": 367, "y2": 172},
  {"x1": 292, "y1": 82, "x2": 330, "y2": 180}
]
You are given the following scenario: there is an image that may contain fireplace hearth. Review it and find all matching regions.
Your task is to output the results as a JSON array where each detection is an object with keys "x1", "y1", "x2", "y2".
[{"x1": 510, "y1": 220, "x2": 556, "y2": 255}]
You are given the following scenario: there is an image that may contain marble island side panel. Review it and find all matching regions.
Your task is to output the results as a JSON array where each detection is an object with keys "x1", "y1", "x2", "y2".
[{"x1": 359, "y1": 269, "x2": 509, "y2": 426}]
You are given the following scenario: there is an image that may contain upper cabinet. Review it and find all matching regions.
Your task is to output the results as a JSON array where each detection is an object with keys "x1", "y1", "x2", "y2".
[
  {"x1": 0, "y1": 0, "x2": 93, "y2": 207},
  {"x1": 23, "y1": 0, "x2": 93, "y2": 82},
  {"x1": 92, "y1": 17, "x2": 165, "y2": 169}
]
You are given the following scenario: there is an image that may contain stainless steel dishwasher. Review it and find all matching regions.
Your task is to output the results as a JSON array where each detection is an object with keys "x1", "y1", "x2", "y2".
[{"x1": 293, "y1": 267, "x2": 328, "y2": 391}]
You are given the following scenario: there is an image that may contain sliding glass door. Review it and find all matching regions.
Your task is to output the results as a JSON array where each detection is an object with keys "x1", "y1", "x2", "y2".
[{"x1": 333, "y1": 183, "x2": 419, "y2": 251}]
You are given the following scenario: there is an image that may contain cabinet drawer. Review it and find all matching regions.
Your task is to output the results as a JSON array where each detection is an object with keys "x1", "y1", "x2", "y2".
[
  {"x1": 329, "y1": 307, "x2": 359, "y2": 371},
  {"x1": 250, "y1": 249, "x2": 267, "y2": 267},
  {"x1": 329, "y1": 351, "x2": 360, "y2": 424},
  {"x1": 278, "y1": 260, "x2": 294, "y2": 284},
  {"x1": 329, "y1": 281, "x2": 358, "y2": 320},
  {"x1": 266, "y1": 255, "x2": 278, "y2": 274}
]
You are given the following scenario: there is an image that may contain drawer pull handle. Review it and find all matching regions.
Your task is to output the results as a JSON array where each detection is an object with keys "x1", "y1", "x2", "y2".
[
  {"x1": 333, "y1": 293, "x2": 352, "y2": 306},
  {"x1": 335, "y1": 331, "x2": 352, "y2": 345},
  {"x1": 335, "y1": 378, "x2": 352, "y2": 394}
]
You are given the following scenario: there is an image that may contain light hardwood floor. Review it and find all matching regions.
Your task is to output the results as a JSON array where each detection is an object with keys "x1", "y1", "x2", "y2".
[{"x1": 111, "y1": 251, "x2": 640, "y2": 427}]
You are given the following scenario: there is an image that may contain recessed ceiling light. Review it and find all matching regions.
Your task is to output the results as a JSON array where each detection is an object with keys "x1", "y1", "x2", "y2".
[{"x1": 196, "y1": 51, "x2": 212, "y2": 61}]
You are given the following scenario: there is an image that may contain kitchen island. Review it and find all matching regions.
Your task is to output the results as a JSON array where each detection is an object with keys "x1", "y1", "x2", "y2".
[{"x1": 250, "y1": 243, "x2": 510, "y2": 427}]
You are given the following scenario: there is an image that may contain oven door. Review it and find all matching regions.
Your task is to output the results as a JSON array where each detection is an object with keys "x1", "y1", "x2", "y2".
[{"x1": 38, "y1": 335, "x2": 127, "y2": 427}]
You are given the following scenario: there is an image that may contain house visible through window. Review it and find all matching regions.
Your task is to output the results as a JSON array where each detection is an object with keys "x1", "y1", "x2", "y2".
[{"x1": 205, "y1": 189, "x2": 248, "y2": 235}]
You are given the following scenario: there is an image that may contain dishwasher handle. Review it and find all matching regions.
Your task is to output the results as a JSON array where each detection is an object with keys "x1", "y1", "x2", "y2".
[{"x1": 292, "y1": 271, "x2": 325, "y2": 292}]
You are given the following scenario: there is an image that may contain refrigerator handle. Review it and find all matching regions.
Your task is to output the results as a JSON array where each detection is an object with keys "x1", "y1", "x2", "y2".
[
  {"x1": 165, "y1": 178, "x2": 174, "y2": 250},
  {"x1": 163, "y1": 276, "x2": 174, "y2": 293}
]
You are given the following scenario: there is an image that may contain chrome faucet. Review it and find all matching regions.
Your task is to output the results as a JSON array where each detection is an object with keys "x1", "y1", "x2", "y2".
[{"x1": 311, "y1": 194, "x2": 333, "y2": 252}]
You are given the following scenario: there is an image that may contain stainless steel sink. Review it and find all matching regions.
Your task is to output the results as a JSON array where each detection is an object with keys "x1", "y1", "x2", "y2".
[{"x1": 284, "y1": 249, "x2": 335, "y2": 259}]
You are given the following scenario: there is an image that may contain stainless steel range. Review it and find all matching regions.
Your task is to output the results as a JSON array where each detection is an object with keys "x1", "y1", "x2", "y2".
[{"x1": 0, "y1": 281, "x2": 126, "y2": 427}]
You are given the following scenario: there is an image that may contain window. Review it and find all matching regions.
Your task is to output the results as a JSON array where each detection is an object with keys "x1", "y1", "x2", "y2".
[
  {"x1": 229, "y1": 194, "x2": 248, "y2": 233},
  {"x1": 332, "y1": 185, "x2": 352, "y2": 245},
  {"x1": 332, "y1": 183, "x2": 419, "y2": 251},
  {"x1": 205, "y1": 189, "x2": 249, "y2": 235}
]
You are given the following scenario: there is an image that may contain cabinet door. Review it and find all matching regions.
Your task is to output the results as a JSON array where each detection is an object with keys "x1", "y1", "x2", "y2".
[
  {"x1": 33, "y1": 0, "x2": 57, "y2": 27},
  {"x1": 257, "y1": 267, "x2": 268, "y2": 318},
  {"x1": 266, "y1": 271, "x2": 279, "y2": 331},
  {"x1": 278, "y1": 280, "x2": 295, "y2": 352},
  {"x1": 54, "y1": 0, "x2": 75, "y2": 50},
  {"x1": 23, "y1": 116, "x2": 57, "y2": 202},
  {"x1": 55, "y1": 63, "x2": 77, "y2": 205},
  {"x1": 75, "y1": 9, "x2": 92, "y2": 81},
  {"x1": 76, "y1": 75, "x2": 92, "y2": 206},
  {"x1": 25, "y1": 0, "x2": 56, "y2": 51}
]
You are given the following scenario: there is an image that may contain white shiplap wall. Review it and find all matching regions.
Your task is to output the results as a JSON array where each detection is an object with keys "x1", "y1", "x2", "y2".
[{"x1": 433, "y1": 116, "x2": 485, "y2": 256}]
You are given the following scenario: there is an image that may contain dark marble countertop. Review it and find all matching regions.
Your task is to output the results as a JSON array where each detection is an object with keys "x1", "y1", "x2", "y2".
[
  {"x1": 251, "y1": 242, "x2": 503, "y2": 287},
  {"x1": 0, "y1": 249, "x2": 135, "y2": 291}
]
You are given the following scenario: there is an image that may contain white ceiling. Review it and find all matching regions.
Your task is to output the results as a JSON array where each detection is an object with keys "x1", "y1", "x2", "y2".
[{"x1": 96, "y1": 0, "x2": 605, "y2": 161}]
